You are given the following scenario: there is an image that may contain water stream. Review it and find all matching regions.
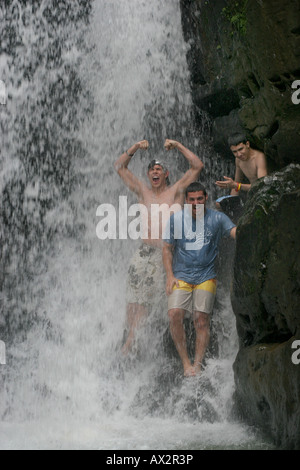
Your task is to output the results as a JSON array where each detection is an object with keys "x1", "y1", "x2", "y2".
[{"x1": 0, "y1": 0, "x2": 274, "y2": 450}]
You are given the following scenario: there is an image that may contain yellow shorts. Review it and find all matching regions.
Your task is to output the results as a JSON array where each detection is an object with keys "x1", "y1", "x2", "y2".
[{"x1": 168, "y1": 279, "x2": 217, "y2": 314}]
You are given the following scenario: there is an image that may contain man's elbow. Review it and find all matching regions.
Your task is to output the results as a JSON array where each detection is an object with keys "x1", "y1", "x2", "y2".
[
  {"x1": 197, "y1": 160, "x2": 204, "y2": 172},
  {"x1": 163, "y1": 242, "x2": 173, "y2": 255},
  {"x1": 192, "y1": 160, "x2": 204, "y2": 176},
  {"x1": 114, "y1": 161, "x2": 123, "y2": 174}
]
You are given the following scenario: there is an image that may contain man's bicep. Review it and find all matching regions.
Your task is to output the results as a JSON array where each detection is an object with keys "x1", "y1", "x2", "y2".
[
  {"x1": 230, "y1": 226, "x2": 237, "y2": 239},
  {"x1": 175, "y1": 167, "x2": 202, "y2": 194},
  {"x1": 257, "y1": 154, "x2": 268, "y2": 178}
]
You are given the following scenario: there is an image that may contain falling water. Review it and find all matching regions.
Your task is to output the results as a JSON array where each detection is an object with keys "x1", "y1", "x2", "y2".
[{"x1": 0, "y1": 0, "x2": 274, "y2": 449}]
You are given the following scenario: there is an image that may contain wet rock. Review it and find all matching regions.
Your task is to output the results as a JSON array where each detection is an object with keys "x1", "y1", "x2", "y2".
[
  {"x1": 231, "y1": 165, "x2": 300, "y2": 449},
  {"x1": 232, "y1": 165, "x2": 300, "y2": 346},
  {"x1": 233, "y1": 339, "x2": 300, "y2": 449}
]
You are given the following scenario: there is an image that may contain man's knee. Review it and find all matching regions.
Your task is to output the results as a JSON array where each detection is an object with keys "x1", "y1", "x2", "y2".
[
  {"x1": 168, "y1": 308, "x2": 185, "y2": 323},
  {"x1": 127, "y1": 303, "x2": 147, "y2": 321},
  {"x1": 194, "y1": 311, "x2": 210, "y2": 329}
]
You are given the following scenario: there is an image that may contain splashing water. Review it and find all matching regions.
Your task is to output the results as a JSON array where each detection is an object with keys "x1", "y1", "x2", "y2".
[{"x1": 0, "y1": 0, "x2": 274, "y2": 450}]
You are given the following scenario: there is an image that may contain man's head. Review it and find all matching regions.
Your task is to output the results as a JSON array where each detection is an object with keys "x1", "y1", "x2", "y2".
[
  {"x1": 147, "y1": 160, "x2": 170, "y2": 188},
  {"x1": 228, "y1": 133, "x2": 251, "y2": 161},
  {"x1": 185, "y1": 182, "x2": 208, "y2": 218}
]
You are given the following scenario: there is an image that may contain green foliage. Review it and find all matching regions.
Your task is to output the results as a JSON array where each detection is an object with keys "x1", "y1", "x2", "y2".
[{"x1": 222, "y1": 0, "x2": 248, "y2": 36}]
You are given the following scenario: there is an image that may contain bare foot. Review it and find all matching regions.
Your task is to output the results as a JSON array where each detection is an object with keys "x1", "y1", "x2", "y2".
[
  {"x1": 183, "y1": 365, "x2": 196, "y2": 377},
  {"x1": 121, "y1": 340, "x2": 133, "y2": 356},
  {"x1": 193, "y1": 363, "x2": 202, "y2": 376}
]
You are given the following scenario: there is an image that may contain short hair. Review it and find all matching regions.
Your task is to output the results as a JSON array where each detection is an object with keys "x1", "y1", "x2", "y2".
[
  {"x1": 147, "y1": 160, "x2": 170, "y2": 186},
  {"x1": 185, "y1": 182, "x2": 207, "y2": 198},
  {"x1": 228, "y1": 133, "x2": 248, "y2": 147}
]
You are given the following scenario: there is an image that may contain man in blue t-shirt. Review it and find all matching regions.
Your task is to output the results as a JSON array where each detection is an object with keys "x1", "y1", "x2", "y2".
[{"x1": 163, "y1": 182, "x2": 236, "y2": 377}]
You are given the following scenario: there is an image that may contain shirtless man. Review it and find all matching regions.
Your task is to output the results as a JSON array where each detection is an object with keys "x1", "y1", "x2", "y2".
[
  {"x1": 114, "y1": 139, "x2": 203, "y2": 355},
  {"x1": 215, "y1": 133, "x2": 267, "y2": 194}
]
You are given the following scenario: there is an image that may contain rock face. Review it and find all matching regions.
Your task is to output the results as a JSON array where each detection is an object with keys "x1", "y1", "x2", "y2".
[
  {"x1": 231, "y1": 165, "x2": 300, "y2": 449},
  {"x1": 180, "y1": 0, "x2": 300, "y2": 169}
]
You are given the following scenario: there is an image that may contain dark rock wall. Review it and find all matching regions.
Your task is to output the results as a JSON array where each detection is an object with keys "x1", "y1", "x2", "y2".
[
  {"x1": 231, "y1": 166, "x2": 300, "y2": 449},
  {"x1": 232, "y1": 166, "x2": 300, "y2": 347},
  {"x1": 180, "y1": 0, "x2": 300, "y2": 169}
]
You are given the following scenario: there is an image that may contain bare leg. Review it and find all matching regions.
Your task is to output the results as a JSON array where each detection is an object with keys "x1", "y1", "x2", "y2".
[
  {"x1": 168, "y1": 308, "x2": 195, "y2": 377},
  {"x1": 193, "y1": 311, "x2": 210, "y2": 375},
  {"x1": 122, "y1": 303, "x2": 147, "y2": 355}
]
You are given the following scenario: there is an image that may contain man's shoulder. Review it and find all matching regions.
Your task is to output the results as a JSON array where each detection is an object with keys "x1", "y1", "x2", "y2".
[
  {"x1": 171, "y1": 208, "x2": 184, "y2": 221},
  {"x1": 206, "y1": 208, "x2": 221, "y2": 218},
  {"x1": 207, "y1": 208, "x2": 235, "y2": 226},
  {"x1": 252, "y1": 149, "x2": 266, "y2": 162}
]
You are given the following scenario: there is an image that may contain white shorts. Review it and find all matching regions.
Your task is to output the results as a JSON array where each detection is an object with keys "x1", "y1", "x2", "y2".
[
  {"x1": 168, "y1": 279, "x2": 217, "y2": 314},
  {"x1": 126, "y1": 244, "x2": 166, "y2": 309}
]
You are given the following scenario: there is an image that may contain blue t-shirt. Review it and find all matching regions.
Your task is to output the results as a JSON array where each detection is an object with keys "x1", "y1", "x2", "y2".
[{"x1": 164, "y1": 208, "x2": 235, "y2": 285}]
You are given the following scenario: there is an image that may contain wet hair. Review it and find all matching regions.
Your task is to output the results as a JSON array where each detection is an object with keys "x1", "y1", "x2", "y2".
[
  {"x1": 147, "y1": 160, "x2": 170, "y2": 186},
  {"x1": 228, "y1": 133, "x2": 248, "y2": 147},
  {"x1": 185, "y1": 182, "x2": 207, "y2": 198}
]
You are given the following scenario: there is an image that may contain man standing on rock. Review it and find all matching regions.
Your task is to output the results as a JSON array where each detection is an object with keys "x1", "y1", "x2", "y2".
[
  {"x1": 163, "y1": 182, "x2": 236, "y2": 377},
  {"x1": 114, "y1": 139, "x2": 204, "y2": 355}
]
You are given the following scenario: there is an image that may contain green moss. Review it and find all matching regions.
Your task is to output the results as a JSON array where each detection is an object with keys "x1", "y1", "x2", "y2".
[
  {"x1": 222, "y1": 0, "x2": 248, "y2": 36},
  {"x1": 254, "y1": 208, "x2": 264, "y2": 220}
]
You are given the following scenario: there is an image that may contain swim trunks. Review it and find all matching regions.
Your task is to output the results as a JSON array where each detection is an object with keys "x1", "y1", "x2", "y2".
[
  {"x1": 167, "y1": 279, "x2": 217, "y2": 314},
  {"x1": 126, "y1": 244, "x2": 166, "y2": 309}
]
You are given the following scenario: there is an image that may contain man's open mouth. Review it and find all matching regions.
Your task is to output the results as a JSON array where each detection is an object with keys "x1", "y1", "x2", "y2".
[{"x1": 152, "y1": 176, "x2": 160, "y2": 183}]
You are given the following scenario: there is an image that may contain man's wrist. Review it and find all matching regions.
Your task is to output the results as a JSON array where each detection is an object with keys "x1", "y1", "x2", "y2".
[{"x1": 166, "y1": 271, "x2": 174, "y2": 279}]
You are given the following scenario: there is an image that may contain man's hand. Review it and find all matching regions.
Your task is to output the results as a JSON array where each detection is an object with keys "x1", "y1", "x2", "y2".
[
  {"x1": 166, "y1": 275, "x2": 179, "y2": 296},
  {"x1": 164, "y1": 139, "x2": 178, "y2": 151},
  {"x1": 138, "y1": 140, "x2": 149, "y2": 150},
  {"x1": 215, "y1": 176, "x2": 236, "y2": 190}
]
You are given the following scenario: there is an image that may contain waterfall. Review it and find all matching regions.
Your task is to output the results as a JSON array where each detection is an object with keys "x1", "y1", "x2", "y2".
[{"x1": 0, "y1": 0, "x2": 274, "y2": 449}]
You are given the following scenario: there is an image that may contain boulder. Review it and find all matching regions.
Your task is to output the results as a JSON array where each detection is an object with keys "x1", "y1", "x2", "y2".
[{"x1": 233, "y1": 339, "x2": 300, "y2": 449}]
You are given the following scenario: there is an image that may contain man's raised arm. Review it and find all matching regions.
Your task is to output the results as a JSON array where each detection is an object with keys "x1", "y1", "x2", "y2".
[
  {"x1": 114, "y1": 140, "x2": 149, "y2": 195},
  {"x1": 164, "y1": 139, "x2": 204, "y2": 192}
]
